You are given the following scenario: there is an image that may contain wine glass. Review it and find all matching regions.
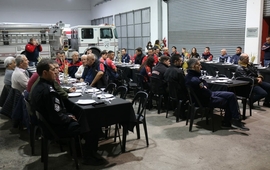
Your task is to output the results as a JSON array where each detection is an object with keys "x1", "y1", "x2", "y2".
[
  {"x1": 215, "y1": 71, "x2": 219, "y2": 79},
  {"x1": 231, "y1": 72, "x2": 235, "y2": 80},
  {"x1": 100, "y1": 88, "x2": 106, "y2": 100},
  {"x1": 203, "y1": 70, "x2": 207, "y2": 78}
]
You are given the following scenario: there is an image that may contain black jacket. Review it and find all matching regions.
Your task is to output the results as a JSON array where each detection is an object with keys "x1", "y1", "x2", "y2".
[
  {"x1": 235, "y1": 63, "x2": 263, "y2": 84},
  {"x1": 30, "y1": 78, "x2": 72, "y2": 126}
]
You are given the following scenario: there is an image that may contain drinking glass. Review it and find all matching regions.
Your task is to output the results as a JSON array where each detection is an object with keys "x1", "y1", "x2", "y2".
[
  {"x1": 231, "y1": 72, "x2": 235, "y2": 80},
  {"x1": 203, "y1": 70, "x2": 207, "y2": 78},
  {"x1": 215, "y1": 71, "x2": 219, "y2": 79}
]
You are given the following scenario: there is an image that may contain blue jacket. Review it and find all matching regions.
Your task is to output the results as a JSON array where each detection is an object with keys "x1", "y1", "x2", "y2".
[
  {"x1": 218, "y1": 54, "x2": 230, "y2": 63},
  {"x1": 230, "y1": 54, "x2": 241, "y2": 64},
  {"x1": 185, "y1": 70, "x2": 212, "y2": 106},
  {"x1": 121, "y1": 53, "x2": 130, "y2": 63}
]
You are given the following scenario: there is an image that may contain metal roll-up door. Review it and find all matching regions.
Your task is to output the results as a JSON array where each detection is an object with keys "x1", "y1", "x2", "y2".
[
  {"x1": 168, "y1": 0, "x2": 247, "y2": 59},
  {"x1": 264, "y1": 0, "x2": 270, "y2": 17}
]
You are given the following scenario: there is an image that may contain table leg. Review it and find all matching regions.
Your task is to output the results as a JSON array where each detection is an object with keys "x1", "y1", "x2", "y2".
[{"x1": 121, "y1": 124, "x2": 127, "y2": 152}]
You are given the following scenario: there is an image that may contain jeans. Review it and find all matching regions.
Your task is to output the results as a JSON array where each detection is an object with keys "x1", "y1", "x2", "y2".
[
  {"x1": 264, "y1": 60, "x2": 270, "y2": 67},
  {"x1": 252, "y1": 81, "x2": 270, "y2": 103},
  {"x1": 210, "y1": 91, "x2": 240, "y2": 121}
]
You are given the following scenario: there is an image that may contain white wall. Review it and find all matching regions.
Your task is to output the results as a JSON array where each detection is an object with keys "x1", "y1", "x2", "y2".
[
  {"x1": 89, "y1": 0, "x2": 168, "y2": 44},
  {"x1": 0, "y1": 0, "x2": 92, "y2": 26},
  {"x1": 244, "y1": 0, "x2": 264, "y2": 63}
]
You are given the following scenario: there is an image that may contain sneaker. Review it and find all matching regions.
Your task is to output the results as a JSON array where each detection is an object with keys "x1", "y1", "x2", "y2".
[
  {"x1": 231, "y1": 119, "x2": 249, "y2": 131},
  {"x1": 263, "y1": 102, "x2": 270, "y2": 108},
  {"x1": 221, "y1": 121, "x2": 231, "y2": 129}
]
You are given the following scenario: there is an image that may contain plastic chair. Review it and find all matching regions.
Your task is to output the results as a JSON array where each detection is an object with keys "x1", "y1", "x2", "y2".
[
  {"x1": 36, "y1": 111, "x2": 79, "y2": 170},
  {"x1": 104, "y1": 82, "x2": 117, "y2": 94},
  {"x1": 149, "y1": 76, "x2": 166, "y2": 114},
  {"x1": 235, "y1": 77, "x2": 254, "y2": 119},
  {"x1": 24, "y1": 98, "x2": 39, "y2": 155},
  {"x1": 186, "y1": 87, "x2": 215, "y2": 132},
  {"x1": 132, "y1": 91, "x2": 149, "y2": 146}
]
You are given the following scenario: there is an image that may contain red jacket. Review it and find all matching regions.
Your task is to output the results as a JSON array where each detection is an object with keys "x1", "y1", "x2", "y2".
[
  {"x1": 25, "y1": 43, "x2": 42, "y2": 62},
  {"x1": 142, "y1": 54, "x2": 159, "y2": 65}
]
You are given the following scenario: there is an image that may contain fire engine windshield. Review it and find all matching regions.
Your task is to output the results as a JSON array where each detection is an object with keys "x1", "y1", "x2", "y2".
[{"x1": 100, "y1": 28, "x2": 113, "y2": 39}]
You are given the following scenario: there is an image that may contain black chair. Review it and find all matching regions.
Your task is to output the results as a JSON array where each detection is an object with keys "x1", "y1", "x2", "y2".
[
  {"x1": 132, "y1": 91, "x2": 149, "y2": 146},
  {"x1": 105, "y1": 82, "x2": 117, "y2": 94},
  {"x1": 149, "y1": 76, "x2": 166, "y2": 114},
  {"x1": 186, "y1": 87, "x2": 215, "y2": 132},
  {"x1": 136, "y1": 73, "x2": 149, "y2": 91},
  {"x1": 24, "y1": 98, "x2": 39, "y2": 155},
  {"x1": 235, "y1": 77, "x2": 254, "y2": 119},
  {"x1": 113, "y1": 86, "x2": 128, "y2": 142},
  {"x1": 166, "y1": 81, "x2": 187, "y2": 122},
  {"x1": 35, "y1": 111, "x2": 79, "y2": 170},
  {"x1": 113, "y1": 86, "x2": 128, "y2": 99}
]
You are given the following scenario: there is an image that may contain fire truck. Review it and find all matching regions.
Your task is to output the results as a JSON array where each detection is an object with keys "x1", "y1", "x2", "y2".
[
  {"x1": 70, "y1": 24, "x2": 118, "y2": 58},
  {"x1": 0, "y1": 21, "x2": 67, "y2": 68}
]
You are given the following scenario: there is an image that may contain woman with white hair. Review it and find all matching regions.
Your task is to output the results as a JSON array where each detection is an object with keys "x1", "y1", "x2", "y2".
[
  {"x1": 0, "y1": 56, "x2": 16, "y2": 107},
  {"x1": 4, "y1": 56, "x2": 16, "y2": 86}
]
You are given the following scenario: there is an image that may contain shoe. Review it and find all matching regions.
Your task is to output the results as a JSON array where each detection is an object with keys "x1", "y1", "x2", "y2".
[
  {"x1": 263, "y1": 102, "x2": 270, "y2": 108},
  {"x1": 221, "y1": 121, "x2": 231, "y2": 129},
  {"x1": 231, "y1": 119, "x2": 249, "y2": 131}
]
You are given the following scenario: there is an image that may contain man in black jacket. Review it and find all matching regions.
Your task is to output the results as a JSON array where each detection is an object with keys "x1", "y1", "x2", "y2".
[
  {"x1": 235, "y1": 53, "x2": 270, "y2": 107},
  {"x1": 31, "y1": 59, "x2": 107, "y2": 166}
]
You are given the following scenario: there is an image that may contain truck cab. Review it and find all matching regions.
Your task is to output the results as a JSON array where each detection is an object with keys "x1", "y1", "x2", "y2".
[{"x1": 70, "y1": 25, "x2": 118, "y2": 58}]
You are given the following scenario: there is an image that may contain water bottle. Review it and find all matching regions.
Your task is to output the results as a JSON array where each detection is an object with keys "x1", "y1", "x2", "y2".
[{"x1": 92, "y1": 88, "x2": 97, "y2": 99}]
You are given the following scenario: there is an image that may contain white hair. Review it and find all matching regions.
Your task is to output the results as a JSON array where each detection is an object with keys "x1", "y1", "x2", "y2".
[{"x1": 4, "y1": 56, "x2": 15, "y2": 68}]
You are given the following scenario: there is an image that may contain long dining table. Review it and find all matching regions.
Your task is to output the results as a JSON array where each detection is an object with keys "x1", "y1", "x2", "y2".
[
  {"x1": 200, "y1": 61, "x2": 270, "y2": 83},
  {"x1": 65, "y1": 89, "x2": 136, "y2": 153}
]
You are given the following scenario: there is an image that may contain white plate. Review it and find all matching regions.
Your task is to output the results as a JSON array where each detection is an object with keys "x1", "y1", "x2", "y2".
[
  {"x1": 86, "y1": 89, "x2": 100, "y2": 93},
  {"x1": 217, "y1": 77, "x2": 229, "y2": 80},
  {"x1": 73, "y1": 82, "x2": 87, "y2": 86},
  {"x1": 96, "y1": 94, "x2": 114, "y2": 99},
  {"x1": 212, "y1": 80, "x2": 228, "y2": 83},
  {"x1": 75, "y1": 89, "x2": 82, "y2": 93},
  {"x1": 68, "y1": 93, "x2": 82, "y2": 97},
  {"x1": 76, "y1": 99, "x2": 96, "y2": 105}
]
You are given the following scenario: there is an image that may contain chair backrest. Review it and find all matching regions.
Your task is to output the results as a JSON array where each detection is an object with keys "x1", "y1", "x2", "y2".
[
  {"x1": 105, "y1": 83, "x2": 117, "y2": 94},
  {"x1": 113, "y1": 86, "x2": 128, "y2": 99},
  {"x1": 136, "y1": 73, "x2": 145, "y2": 90},
  {"x1": 132, "y1": 91, "x2": 148, "y2": 121},
  {"x1": 186, "y1": 87, "x2": 204, "y2": 109},
  {"x1": 235, "y1": 77, "x2": 254, "y2": 98},
  {"x1": 36, "y1": 111, "x2": 60, "y2": 140},
  {"x1": 150, "y1": 76, "x2": 165, "y2": 94}
]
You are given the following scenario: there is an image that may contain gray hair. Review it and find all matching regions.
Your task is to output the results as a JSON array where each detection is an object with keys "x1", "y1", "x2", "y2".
[
  {"x1": 4, "y1": 56, "x2": 15, "y2": 68},
  {"x1": 187, "y1": 58, "x2": 199, "y2": 69},
  {"x1": 71, "y1": 51, "x2": 79, "y2": 57},
  {"x1": 15, "y1": 55, "x2": 26, "y2": 67},
  {"x1": 81, "y1": 54, "x2": 87, "y2": 59}
]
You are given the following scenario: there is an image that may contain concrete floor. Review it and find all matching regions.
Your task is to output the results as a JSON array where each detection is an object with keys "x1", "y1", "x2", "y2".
[{"x1": 1, "y1": 69, "x2": 270, "y2": 170}]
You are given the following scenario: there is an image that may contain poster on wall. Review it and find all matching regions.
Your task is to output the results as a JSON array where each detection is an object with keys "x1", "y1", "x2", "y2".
[{"x1": 246, "y1": 27, "x2": 258, "y2": 37}]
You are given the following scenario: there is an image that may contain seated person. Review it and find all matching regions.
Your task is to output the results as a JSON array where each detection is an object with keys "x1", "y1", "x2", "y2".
[
  {"x1": 142, "y1": 48, "x2": 159, "y2": 65},
  {"x1": 80, "y1": 54, "x2": 107, "y2": 88},
  {"x1": 139, "y1": 57, "x2": 155, "y2": 89},
  {"x1": 235, "y1": 53, "x2": 270, "y2": 107},
  {"x1": 155, "y1": 48, "x2": 163, "y2": 57},
  {"x1": 75, "y1": 55, "x2": 87, "y2": 79},
  {"x1": 185, "y1": 58, "x2": 249, "y2": 130},
  {"x1": 30, "y1": 59, "x2": 106, "y2": 166},
  {"x1": 219, "y1": 49, "x2": 230, "y2": 63},
  {"x1": 106, "y1": 51, "x2": 119, "y2": 82},
  {"x1": 121, "y1": 48, "x2": 130, "y2": 63},
  {"x1": 164, "y1": 54, "x2": 187, "y2": 100},
  {"x1": 99, "y1": 50, "x2": 108, "y2": 64},
  {"x1": 57, "y1": 52, "x2": 69, "y2": 72},
  {"x1": 4, "y1": 56, "x2": 16, "y2": 86},
  {"x1": 171, "y1": 46, "x2": 180, "y2": 56},
  {"x1": 230, "y1": 46, "x2": 242, "y2": 64},
  {"x1": 68, "y1": 51, "x2": 82, "y2": 78},
  {"x1": 190, "y1": 47, "x2": 200, "y2": 59},
  {"x1": 162, "y1": 47, "x2": 170, "y2": 57},
  {"x1": 134, "y1": 47, "x2": 146, "y2": 65},
  {"x1": 152, "y1": 55, "x2": 170, "y2": 84},
  {"x1": 201, "y1": 47, "x2": 213, "y2": 61},
  {"x1": 181, "y1": 48, "x2": 190, "y2": 60},
  {"x1": 11, "y1": 55, "x2": 29, "y2": 93}
]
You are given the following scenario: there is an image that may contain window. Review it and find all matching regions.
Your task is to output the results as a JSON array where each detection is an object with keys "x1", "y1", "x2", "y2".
[
  {"x1": 81, "y1": 28, "x2": 93, "y2": 39},
  {"x1": 100, "y1": 28, "x2": 113, "y2": 39},
  {"x1": 114, "y1": 28, "x2": 118, "y2": 39}
]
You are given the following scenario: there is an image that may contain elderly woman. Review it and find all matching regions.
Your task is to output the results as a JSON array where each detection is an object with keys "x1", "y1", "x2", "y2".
[
  {"x1": 75, "y1": 54, "x2": 87, "y2": 78},
  {"x1": 69, "y1": 51, "x2": 82, "y2": 78},
  {"x1": 4, "y1": 56, "x2": 16, "y2": 86},
  {"x1": 0, "y1": 56, "x2": 16, "y2": 107}
]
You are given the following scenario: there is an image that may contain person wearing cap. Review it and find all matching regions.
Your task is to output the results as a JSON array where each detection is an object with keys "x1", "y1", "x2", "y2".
[{"x1": 4, "y1": 56, "x2": 16, "y2": 86}]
